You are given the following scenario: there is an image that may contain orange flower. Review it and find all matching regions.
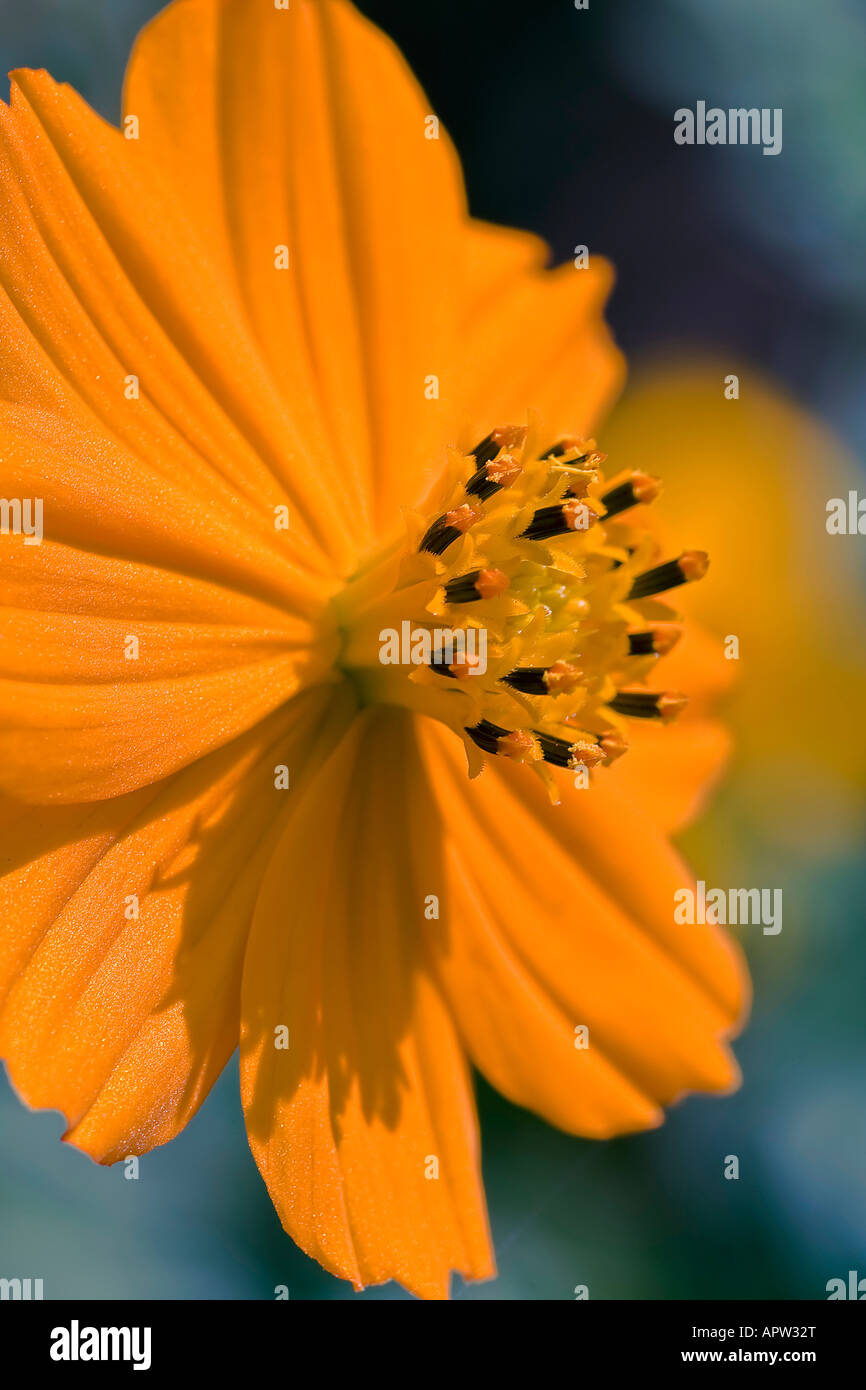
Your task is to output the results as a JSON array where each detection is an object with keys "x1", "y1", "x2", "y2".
[{"x1": 0, "y1": 0, "x2": 746, "y2": 1298}]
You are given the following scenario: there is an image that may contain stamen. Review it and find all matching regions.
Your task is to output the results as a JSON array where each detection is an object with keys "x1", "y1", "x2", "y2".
[
  {"x1": 465, "y1": 721, "x2": 539, "y2": 762},
  {"x1": 419, "y1": 503, "x2": 482, "y2": 555},
  {"x1": 430, "y1": 652, "x2": 481, "y2": 680},
  {"x1": 466, "y1": 450, "x2": 523, "y2": 501},
  {"x1": 498, "y1": 729, "x2": 541, "y2": 762},
  {"x1": 449, "y1": 653, "x2": 480, "y2": 680},
  {"x1": 542, "y1": 437, "x2": 607, "y2": 467},
  {"x1": 541, "y1": 437, "x2": 581, "y2": 459},
  {"x1": 465, "y1": 718, "x2": 507, "y2": 753},
  {"x1": 608, "y1": 690, "x2": 689, "y2": 723},
  {"x1": 502, "y1": 660, "x2": 583, "y2": 695},
  {"x1": 627, "y1": 550, "x2": 709, "y2": 600},
  {"x1": 444, "y1": 567, "x2": 510, "y2": 604},
  {"x1": 600, "y1": 472, "x2": 661, "y2": 518},
  {"x1": 472, "y1": 425, "x2": 526, "y2": 469},
  {"x1": 562, "y1": 470, "x2": 600, "y2": 499},
  {"x1": 627, "y1": 624, "x2": 682, "y2": 656},
  {"x1": 339, "y1": 419, "x2": 705, "y2": 790},
  {"x1": 535, "y1": 732, "x2": 606, "y2": 769},
  {"x1": 520, "y1": 498, "x2": 596, "y2": 540}
]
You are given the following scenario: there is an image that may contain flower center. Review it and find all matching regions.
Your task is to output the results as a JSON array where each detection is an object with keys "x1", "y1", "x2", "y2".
[{"x1": 332, "y1": 419, "x2": 708, "y2": 801}]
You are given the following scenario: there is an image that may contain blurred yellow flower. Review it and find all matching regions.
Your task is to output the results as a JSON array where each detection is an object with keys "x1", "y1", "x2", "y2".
[{"x1": 604, "y1": 359, "x2": 866, "y2": 858}]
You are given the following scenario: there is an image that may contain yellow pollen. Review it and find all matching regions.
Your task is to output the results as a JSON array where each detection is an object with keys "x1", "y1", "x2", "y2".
[
  {"x1": 498, "y1": 729, "x2": 541, "y2": 762},
  {"x1": 544, "y1": 660, "x2": 583, "y2": 694},
  {"x1": 445, "y1": 503, "x2": 482, "y2": 533},
  {"x1": 487, "y1": 451, "x2": 523, "y2": 487},
  {"x1": 571, "y1": 742, "x2": 607, "y2": 769},
  {"x1": 475, "y1": 567, "x2": 510, "y2": 600}
]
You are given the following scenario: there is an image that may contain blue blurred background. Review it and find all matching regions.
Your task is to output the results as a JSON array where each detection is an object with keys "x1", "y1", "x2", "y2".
[{"x1": 1, "y1": 0, "x2": 864, "y2": 1300}]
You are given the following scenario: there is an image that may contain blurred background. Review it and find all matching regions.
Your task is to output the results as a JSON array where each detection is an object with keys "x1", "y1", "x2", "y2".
[{"x1": 1, "y1": 0, "x2": 864, "y2": 1300}]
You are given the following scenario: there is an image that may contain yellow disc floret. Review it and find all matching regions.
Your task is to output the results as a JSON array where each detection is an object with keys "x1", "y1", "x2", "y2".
[{"x1": 333, "y1": 414, "x2": 707, "y2": 802}]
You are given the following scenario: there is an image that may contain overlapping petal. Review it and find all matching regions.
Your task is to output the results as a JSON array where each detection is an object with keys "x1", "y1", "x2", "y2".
[
  {"x1": 459, "y1": 221, "x2": 625, "y2": 449},
  {"x1": 0, "y1": 686, "x2": 355, "y2": 1161},
  {"x1": 416, "y1": 718, "x2": 746, "y2": 1138},
  {"x1": 0, "y1": 70, "x2": 359, "y2": 571},
  {"x1": 125, "y1": 0, "x2": 468, "y2": 538},
  {"x1": 241, "y1": 707, "x2": 494, "y2": 1299}
]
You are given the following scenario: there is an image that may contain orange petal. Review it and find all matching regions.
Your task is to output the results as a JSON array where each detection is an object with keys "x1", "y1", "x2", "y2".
[
  {"x1": 0, "y1": 400, "x2": 329, "y2": 616},
  {"x1": 0, "y1": 526, "x2": 316, "y2": 629},
  {"x1": 126, "y1": 0, "x2": 468, "y2": 538},
  {"x1": 0, "y1": 63, "x2": 361, "y2": 571},
  {"x1": 609, "y1": 717, "x2": 733, "y2": 834},
  {"x1": 0, "y1": 640, "x2": 332, "y2": 804},
  {"x1": 462, "y1": 219, "x2": 552, "y2": 313},
  {"x1": 0, "y1": 409, "x2": 346, "y2": 803},
  {"x1": 459, "y1": 220, "x2": 625, "y2": 445},
  {"x1": 417, "y1": 718, "x2": 748, "y2": 1139},
  {"x1": 0, "y1": 606, "x2": 313, "y2": 685},
  {"x1": 241, "y1": 707, "x2": 494, "y2": 1299},
  {"x1": 0, "y1": 685, "x2": 355, "y2": 1162}
]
